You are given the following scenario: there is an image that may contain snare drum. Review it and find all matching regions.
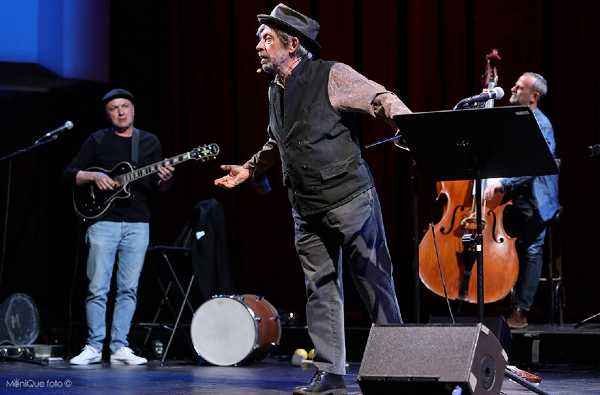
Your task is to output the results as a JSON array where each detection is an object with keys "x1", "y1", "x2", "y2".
[{"x1": 190, "y1": 294, "x2": 281, "y2": 366}]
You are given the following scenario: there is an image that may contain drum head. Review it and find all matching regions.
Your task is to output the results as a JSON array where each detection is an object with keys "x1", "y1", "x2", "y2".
[
  {"x1": 0, "y1": 293, "x2": 39, "y2": 346},
  {"x1": 191, "y1": 296, "x2": 257, "y2": 366}
]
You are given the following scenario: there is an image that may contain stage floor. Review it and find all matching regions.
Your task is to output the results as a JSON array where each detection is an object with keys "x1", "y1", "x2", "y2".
[{"x1": 0, "y1": 359, "x2": 599, "y2": 395}]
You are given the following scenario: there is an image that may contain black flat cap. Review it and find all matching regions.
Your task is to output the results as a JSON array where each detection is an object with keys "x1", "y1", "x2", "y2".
[{"x1": 102, "y1": 88, "x2": 134, "y2": 105}]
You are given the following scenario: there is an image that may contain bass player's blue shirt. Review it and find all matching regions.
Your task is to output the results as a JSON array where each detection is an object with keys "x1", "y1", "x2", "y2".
[{"x1": 499, "y1": 108, "x2": 560, "y2": 222}]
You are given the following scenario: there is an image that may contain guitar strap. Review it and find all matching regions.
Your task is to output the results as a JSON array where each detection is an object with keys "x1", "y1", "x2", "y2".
[{"x1": 131, "y1": 128, "x2": 140, "y2": 168}]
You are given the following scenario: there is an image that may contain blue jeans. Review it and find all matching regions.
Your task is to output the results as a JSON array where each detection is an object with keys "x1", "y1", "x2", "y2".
[
  {"x1": 506, "y1": 198, "x2": 549, "y2": 311},
  {"x1": 85, "y1": 221, "x2": 149, "y2": 353},
  {"x1": 514, "y1": 227, "x2": 547, "y2": 311}
]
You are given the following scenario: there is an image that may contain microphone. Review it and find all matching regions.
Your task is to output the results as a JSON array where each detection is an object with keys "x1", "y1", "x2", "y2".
[
  {"x1": 590, "y1": 144, "x2": 600, "y2": 158},
  {"x1": 455, "y1": 87, "x2": 504, "y2": 109},
  {"x1": 43, "y1": 121, "x2": 74, "y2": 138}
]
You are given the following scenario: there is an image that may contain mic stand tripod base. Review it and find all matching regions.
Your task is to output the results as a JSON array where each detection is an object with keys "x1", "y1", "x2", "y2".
[
  {"x1": 0, "y1": 344, "x2": 64, "y2": 366},
  {"x1": 574, "y1": 311, "x2": 600, "y2": 328}
]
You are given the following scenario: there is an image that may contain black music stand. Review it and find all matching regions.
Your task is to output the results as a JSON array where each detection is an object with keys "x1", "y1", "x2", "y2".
[{"x1": 393, "y1": 106, "x2": 557, "y2": 395}]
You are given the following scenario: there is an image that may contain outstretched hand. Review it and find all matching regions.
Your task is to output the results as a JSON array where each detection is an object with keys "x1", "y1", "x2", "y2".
[{"x1": 214, "y1": 164, "x2": 252, "y2": 189}]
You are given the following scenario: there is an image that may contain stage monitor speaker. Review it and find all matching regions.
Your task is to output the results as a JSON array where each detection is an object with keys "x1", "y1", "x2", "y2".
[
  {"x1": 358, "y1": 323, "x2": 507, "y2": 395},
  {"x1": 429, "y1": 315, "x2": 512, "y2": 355}
]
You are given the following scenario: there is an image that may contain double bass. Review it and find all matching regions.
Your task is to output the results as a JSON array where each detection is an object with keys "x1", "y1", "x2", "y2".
[{"x1": 418, "y1": 49, "x2": 519, "y2": 303}]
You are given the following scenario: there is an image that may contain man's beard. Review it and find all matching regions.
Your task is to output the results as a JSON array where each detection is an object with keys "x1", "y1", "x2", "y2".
[
  {"x1": 261, "y1": 63, "x2": 277, "y2": 75},
  {"x1": 260, "y1": 52, "x2": 287, "y2": 75}
]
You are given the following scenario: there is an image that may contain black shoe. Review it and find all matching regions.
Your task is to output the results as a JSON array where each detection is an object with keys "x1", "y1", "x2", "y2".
[{"x1": 292, "y1": 370, "x2": 348, "y2": 395}]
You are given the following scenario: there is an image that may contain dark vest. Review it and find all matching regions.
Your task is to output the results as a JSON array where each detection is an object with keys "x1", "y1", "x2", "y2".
[{"x1": 268, "y1": 59, "x2": 373, "y2": 216}]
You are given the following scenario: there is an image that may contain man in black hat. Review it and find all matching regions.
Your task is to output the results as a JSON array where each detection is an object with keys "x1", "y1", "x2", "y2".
[
  {"x1": 215, "y1": 4, "x2": 411, "y2": 394},
  {"x1": 65, "y1": 88, "x2": 174, "y2": 365}
]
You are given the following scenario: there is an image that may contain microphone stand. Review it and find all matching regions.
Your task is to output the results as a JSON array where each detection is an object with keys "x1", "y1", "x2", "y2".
[
  {"x1": 452, "y1": 101, "x2": 551, "y2": 395},
  {"x1": 0, "y1": 129, "x2": 69, "y2": 290},
  {"x1": 364, "y1": 134, "x2": 410, "y2": 151}
]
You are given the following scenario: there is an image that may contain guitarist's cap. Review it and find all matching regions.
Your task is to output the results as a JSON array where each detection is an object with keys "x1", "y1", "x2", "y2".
[{"x1": 102, "y1": 88, "x2": 134, "y2": 105}]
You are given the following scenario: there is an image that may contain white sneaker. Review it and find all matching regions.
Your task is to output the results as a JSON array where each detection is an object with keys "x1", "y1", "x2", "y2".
[
  {"x1": 110, "y1": 347, "x2": 147, "y2": 365},
  {"x1": 70, "y1": 345, "x2": 101, "y2": 365}
]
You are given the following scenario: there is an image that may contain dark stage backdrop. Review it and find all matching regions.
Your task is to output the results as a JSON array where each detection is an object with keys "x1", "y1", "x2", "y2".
[{"x1": 1, "y1": 0, "x2": 599, "y2": 342}]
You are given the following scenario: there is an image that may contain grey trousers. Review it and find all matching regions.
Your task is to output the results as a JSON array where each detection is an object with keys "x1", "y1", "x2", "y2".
[{"x1": 292, "y1": 188, "x2": 402, "y2": 375}]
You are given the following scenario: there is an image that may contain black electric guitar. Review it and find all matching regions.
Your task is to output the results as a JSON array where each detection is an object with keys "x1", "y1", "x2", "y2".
[{"x1": 73, "y1": 143, "x2": 219, "y2": 220}]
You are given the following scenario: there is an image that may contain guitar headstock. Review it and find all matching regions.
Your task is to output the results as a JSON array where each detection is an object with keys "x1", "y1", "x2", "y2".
[{"x1": 190, "y1": 143, "x2": 220, "y2": 161}]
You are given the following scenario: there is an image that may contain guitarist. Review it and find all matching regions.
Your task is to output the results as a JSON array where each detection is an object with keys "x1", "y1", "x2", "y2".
[{"x1": 64, "y1": 88, "x2": 174, "y2": 365}]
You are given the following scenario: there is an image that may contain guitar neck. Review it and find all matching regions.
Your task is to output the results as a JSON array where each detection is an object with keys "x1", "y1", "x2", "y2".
[{"x1": 118, "y1": 152, "x2": 193, "y2": 184}]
